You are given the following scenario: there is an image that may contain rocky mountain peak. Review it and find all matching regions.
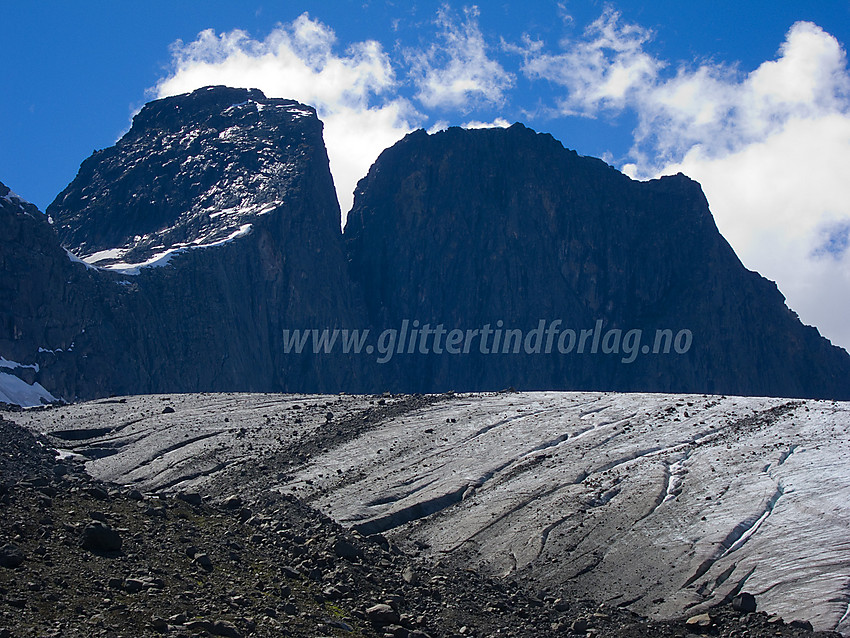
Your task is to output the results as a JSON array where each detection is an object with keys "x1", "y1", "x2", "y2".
[
  {"x1": 125, "y1": 86, "x2": 310, "y2": 137},
  {"x1": 345, "y1": 124, "x2": 850, "y2": 398},
  {"x1": 47, "y1": 86, "x2": 334, "y2": 270},
  {"x1": 345, "y1": 124, "x2": 716, "y2": 326},
  {"x1": 5, "y1": 86, "x2": 359, "y2": 401}
]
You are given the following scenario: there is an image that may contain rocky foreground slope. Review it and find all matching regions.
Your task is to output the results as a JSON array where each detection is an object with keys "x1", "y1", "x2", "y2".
[{"x1": 9, "y1": 391, "x2": 850, "y2": 635}]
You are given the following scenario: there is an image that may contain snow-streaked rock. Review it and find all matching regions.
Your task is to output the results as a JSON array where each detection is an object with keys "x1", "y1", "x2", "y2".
[
  {"x1": 48, "y1": 87, "x2": 319, "y2": 268},
  {"x1": 15, "y1": 86, "x2": 364, "y2": 401},
  {"x1": 14, "y1": 391, "x2": 850, "y2": 632}
]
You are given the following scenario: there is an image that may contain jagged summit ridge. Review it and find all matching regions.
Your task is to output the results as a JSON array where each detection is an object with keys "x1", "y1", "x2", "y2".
[
  {"x1": 48, "y1": 86, "x2": 334, "y2": 271},
  {"x1": 125, "y1": 86, "x2": 316, "y2": 137}
]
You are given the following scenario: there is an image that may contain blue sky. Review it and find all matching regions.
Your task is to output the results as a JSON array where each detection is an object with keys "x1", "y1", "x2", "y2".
[{"x1": 2, "y1": 1, "x2": 850, "y2": 349}]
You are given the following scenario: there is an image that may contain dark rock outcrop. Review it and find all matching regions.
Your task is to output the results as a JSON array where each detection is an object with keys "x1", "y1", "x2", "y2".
[
  {"x1": 81, "y1": 520, "x2": 123, "y2": 553},
  {"x1": 0, "y1": 544, "x2": 24, "y2": 568},
  {"x1": 344, "y1": 124, "x2": 850, "y2": 398}
]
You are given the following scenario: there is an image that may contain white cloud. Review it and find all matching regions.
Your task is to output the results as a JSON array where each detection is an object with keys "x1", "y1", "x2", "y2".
[
  {"x1": 407, "y1": 5, "x2": 514, "y2": 110},
  {"x1": 520, "y1": 14, "x2": 850, "y2": 350},
  {"x1": 427, "y1": 120, "x2": 451, "y2": 134},
  {"x1": 658, "y1": 114, "x2": 850, "y2": 350},
  {"x1": 462, "y1": 117, "x2": 511, "y2": 129},
  {"x1": 154, "y1": 14, "x2": 418, "y2": 218},
  {"x1": 640, "y1": 23, "x2": 850, "y2": 351},
  {"x1": 512, "y1": 7, "x2": 664, "y2": 115},
  {"x1": 630, "y1": 21, "x2": 850, "y2": 167}
]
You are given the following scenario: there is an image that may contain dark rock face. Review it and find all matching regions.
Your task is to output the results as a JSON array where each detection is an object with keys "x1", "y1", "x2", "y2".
[
  {"x1": 0, "y1": 544, "x2": 24, "y2": 568},
  {"x1": 0, "y1": 182, "x2": 73, "y2": 374},
  {"x1": 734, "y1": 593, "x2": 758, "y2": 614},
  {"x1": 345, "y1": 125, "x2": 850, "y2": 398},
  {"x1": 50, "y1": 86, "x2": 333, "y2": 263},
  {"x1": 41, "y1": 86, "x2": 363, "y2": 398},
  {"x1": 0, "y1": 181, "x2": 122, "y2": 402},
  {"x1": 4, "y1": 90, "x2": 850, "y2": 400}
]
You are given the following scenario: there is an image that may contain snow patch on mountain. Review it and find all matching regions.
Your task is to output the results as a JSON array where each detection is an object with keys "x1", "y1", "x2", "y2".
[
  {"x1": 0, "y1": 357, "x2": 57, "y2": 407},
  {"x1": 1, "y1": 184, "x2": 36, "y2": 217},
  {"x1": 2, "y1": 189, "x2": 22, "y2": 203},
  {"x1": 85, "y1": 223, "x2": 255, "y2": 275},
  {"x1": 0, "y1": 356, "x2": 39, "y2": 373},
  {"x1": 82, "y1": 248, "x2": 129, "y2": 264},
  {"x1": 0, "y1": 372, "x2": 56, "y2": 407},
  {"x1": 64, "y1": 248, "x2": 98, "y2": 270}
]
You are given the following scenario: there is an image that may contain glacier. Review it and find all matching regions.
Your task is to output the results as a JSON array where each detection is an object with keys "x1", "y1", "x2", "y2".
[{"x1": 11, "y1": 391, "x2": 850, "y2": 632}]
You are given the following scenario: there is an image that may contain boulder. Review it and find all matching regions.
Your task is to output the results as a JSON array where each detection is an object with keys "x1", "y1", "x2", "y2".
[{"x1": 81, "y1": 521, "x2": 122, "y2": 553}]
